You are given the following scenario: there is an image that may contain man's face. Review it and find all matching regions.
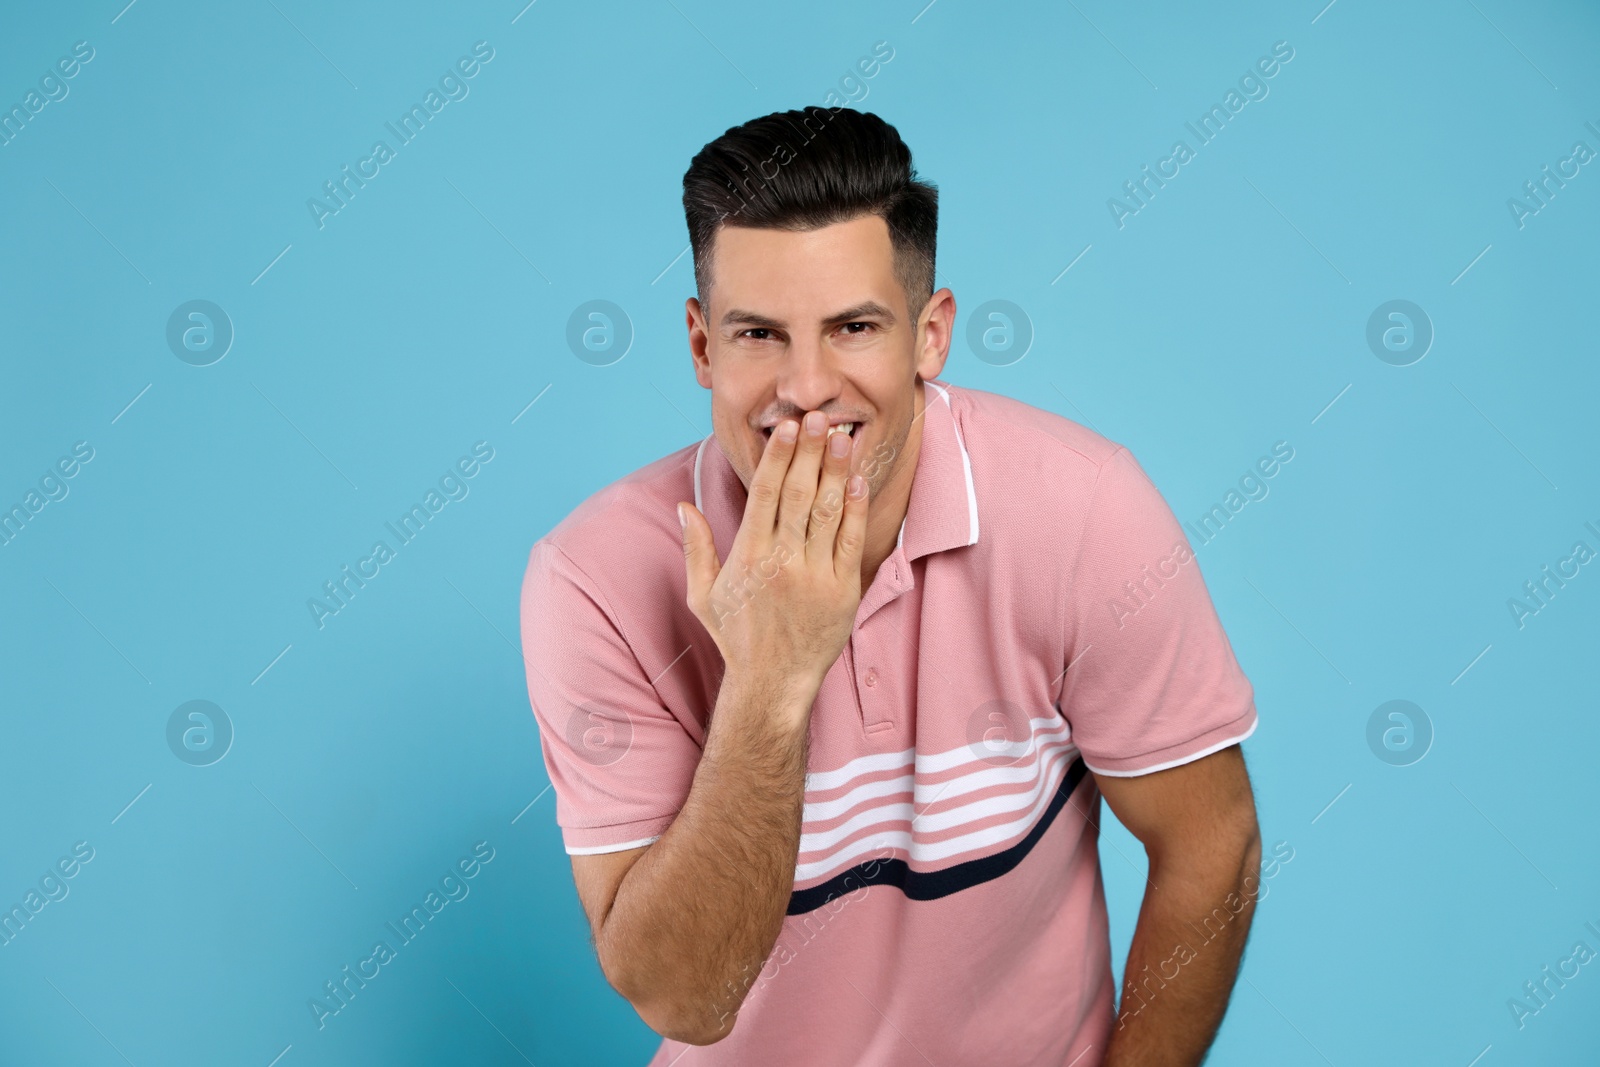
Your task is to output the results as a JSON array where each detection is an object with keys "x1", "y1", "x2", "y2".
[{"x1": 686, "y1": 214, "x2": 950, "y2": 507}]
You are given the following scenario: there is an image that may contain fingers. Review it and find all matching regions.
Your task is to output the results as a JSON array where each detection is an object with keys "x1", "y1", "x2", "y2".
[
  {"x1": 804, "y1": 421, "x2": 854, "y2": 567},
  {"x1": 775, "y1": 411, "x2": 829, "y2": 547},
  {"x1": 678, "y1": 502, "x2": 722, "y2": 616},
  {"x1": 833, "y1": 472, "x2": 869, "y2": 579},
  {"x1": 744, "y1": 418, "x2": 799, "y2": 541}
]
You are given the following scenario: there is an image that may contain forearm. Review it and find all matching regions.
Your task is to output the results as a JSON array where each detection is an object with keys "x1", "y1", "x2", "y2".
[
  {"x1": 597, "y1": 671, "x2": 815, "y2": 1044},
  {"x1": 1102, "y1": 829, "x2": 1262, "y2": 1067}
]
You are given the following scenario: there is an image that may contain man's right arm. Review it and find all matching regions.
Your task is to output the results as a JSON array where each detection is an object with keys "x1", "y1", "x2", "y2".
[
  {"x1": 568, "y1": 411, "x2": 868, "y2": 1046},
  {"x1": 573, "y1": 667, "x2": 815, "y2": 1045}
]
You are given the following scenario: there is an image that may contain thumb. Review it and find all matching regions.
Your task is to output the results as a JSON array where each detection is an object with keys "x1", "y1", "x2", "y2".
[{"x1": 678, "y1": 502, "x2": 721, "y2": 610}]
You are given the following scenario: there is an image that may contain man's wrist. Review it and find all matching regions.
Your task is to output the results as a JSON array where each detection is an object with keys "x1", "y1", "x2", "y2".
[{"x1": 717, "y1": 665, "x2": 822, "y2": 733}]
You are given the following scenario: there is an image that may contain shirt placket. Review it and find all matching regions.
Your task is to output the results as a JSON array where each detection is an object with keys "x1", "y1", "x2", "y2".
[
  {"x1": 851, "y1": 628, "x2": 895, "y2": 733},
  {"x1": 851, "y1": 548, "x2": 915, "y2": 733}
]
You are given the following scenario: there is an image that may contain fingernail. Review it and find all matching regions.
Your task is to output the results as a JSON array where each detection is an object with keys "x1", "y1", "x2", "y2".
[
  {"x1": 804, "y1": 411, "x2": 826, "y2": 436},
  {"x1": 829, "y1": 430, "x2": 850, "y2": 457},
  {"x1": 777, "y1": 420, "x2": 798, "y2": 442},
  {"x1": 847, "y1": 474, "x2": 866, "y2": 498},
  {"x1": 677, "y1": 503, "x2": 687, "y2": 531}
]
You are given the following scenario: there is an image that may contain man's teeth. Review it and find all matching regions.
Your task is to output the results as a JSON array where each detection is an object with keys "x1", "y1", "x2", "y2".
[{"x1": 762, "y1": 422, "x2": 856, "y2": 438}]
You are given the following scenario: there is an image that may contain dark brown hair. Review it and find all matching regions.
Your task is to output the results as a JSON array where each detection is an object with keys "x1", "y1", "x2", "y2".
[{"x1": 682, "y1": 107, "x2": 938, "y2": 321}]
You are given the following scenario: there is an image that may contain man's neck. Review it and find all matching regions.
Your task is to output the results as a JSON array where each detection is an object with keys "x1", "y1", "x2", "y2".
[{"x1": 858, "y1": 380, "x2": 926, "y2": 593}]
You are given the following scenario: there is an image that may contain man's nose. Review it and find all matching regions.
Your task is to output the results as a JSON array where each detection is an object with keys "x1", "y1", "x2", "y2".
[{"x1": 775, "y1": 338, "x2": 842, "y2": 414}]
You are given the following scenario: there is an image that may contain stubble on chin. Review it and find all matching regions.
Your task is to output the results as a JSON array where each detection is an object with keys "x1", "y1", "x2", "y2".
[{"x1": 862, "y1": 412, "x2": 912, "y2": 501}]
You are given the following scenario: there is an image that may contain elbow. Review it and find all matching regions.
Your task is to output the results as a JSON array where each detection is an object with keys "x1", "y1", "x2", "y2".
[
  {"x1": 1231, "y1": 814, "x2": 1264, "y2": 908},
  {"x1": 629, "y1": 985, "x2": 735, "y2": 1046},
  {"x1": 1240, "y1": 809, "x2": 1263, "y2": 871},
  {"x1": 1217, "y1": 807, "x2": 1261, "y2": 890},
  {"x1": 638, "y1": 1001, "x2": 735, "y2": 1047},
  {"x1": 601, "y1": 951, "x2": 734, "y2": 1047},
  {"x1": 1237, "y1": 812, "x2": 1262, "y2": 868},
  {"x1": 1209, "y1": 779, "x2": 1262, "y2": 877}
]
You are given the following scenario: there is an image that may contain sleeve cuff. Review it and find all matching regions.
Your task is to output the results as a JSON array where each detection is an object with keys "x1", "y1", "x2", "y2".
[
  {"x1": 1080, "y1": 706, "x2": 1258, "y2": 778},
  {"x1": 566, "y1": 835, "x2": 662, "y2": 856},
  {"x1": 560, "y1": 813, "x2": 677, "y2": 855}
]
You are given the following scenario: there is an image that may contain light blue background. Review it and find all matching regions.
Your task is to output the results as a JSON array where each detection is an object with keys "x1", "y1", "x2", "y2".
[{"x1": 3, "y1": 1, "x2": 1597, "y2": 1064}]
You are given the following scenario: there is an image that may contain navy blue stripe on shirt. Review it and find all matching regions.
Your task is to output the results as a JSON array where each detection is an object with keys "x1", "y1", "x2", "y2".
[{"x1": 786, "y1": 754, "x2": 1091, "y2": 916}]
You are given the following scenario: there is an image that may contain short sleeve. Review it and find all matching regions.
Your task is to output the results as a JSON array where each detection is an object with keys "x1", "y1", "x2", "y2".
[
  {"x1": 1058, "y1": 447, "x2": 1257, "y2": 776},
  {"x1": 519, "y1": 541, "x2": 702, "y2": 853}
]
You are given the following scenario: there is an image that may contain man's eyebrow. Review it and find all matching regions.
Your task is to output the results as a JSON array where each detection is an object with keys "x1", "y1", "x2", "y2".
[{"x1": 719, "y1": 301, "x2": 898, "y2": 330}]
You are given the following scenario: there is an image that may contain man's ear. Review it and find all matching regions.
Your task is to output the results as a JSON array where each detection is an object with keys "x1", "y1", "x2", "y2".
[
  {"x1": 915, "y1": 288, "x2": 955, "y2": 382},
  {"x1": 687, "y1": 297, "x2": 713, "y2": 389}
]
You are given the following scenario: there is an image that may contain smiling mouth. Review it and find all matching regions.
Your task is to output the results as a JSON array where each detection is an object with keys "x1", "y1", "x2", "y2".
[{"x1": 763, "y1": 421, "x2": 860, "y2": 442}]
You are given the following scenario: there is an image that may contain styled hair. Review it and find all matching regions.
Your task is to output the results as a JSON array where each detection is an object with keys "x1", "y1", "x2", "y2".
[{"x1": 681, "y1": 107, "x2": 938, "y2": 321}]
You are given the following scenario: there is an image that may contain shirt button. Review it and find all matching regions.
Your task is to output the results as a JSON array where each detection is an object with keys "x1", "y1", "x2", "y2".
[{"x1": 865, "y1": 670, "x2": 877, "y2": 687}]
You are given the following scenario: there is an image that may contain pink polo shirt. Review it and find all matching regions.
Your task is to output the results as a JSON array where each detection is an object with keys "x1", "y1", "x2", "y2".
[{"x1": 519, "y1": 379, "x2": 1257, "y2": 1066}]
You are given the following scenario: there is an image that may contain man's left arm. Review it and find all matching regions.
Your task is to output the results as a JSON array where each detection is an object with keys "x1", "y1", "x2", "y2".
[{"x1": 1093, "y1": 743, "x2": 1262, "y2": 1067}]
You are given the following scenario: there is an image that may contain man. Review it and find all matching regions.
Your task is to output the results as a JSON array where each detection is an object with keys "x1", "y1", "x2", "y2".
[{"x1": 520, "y1": 107, "x2": 1263, "y2": 1066}]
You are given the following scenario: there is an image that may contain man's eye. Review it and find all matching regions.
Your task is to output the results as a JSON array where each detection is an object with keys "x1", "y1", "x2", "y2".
[
  {"x1": 841, "y1": 322, "x2": 874, "y2": 335},
  {"x1": 741, "y1": 329, "x2": 773, "y2": 341}
]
